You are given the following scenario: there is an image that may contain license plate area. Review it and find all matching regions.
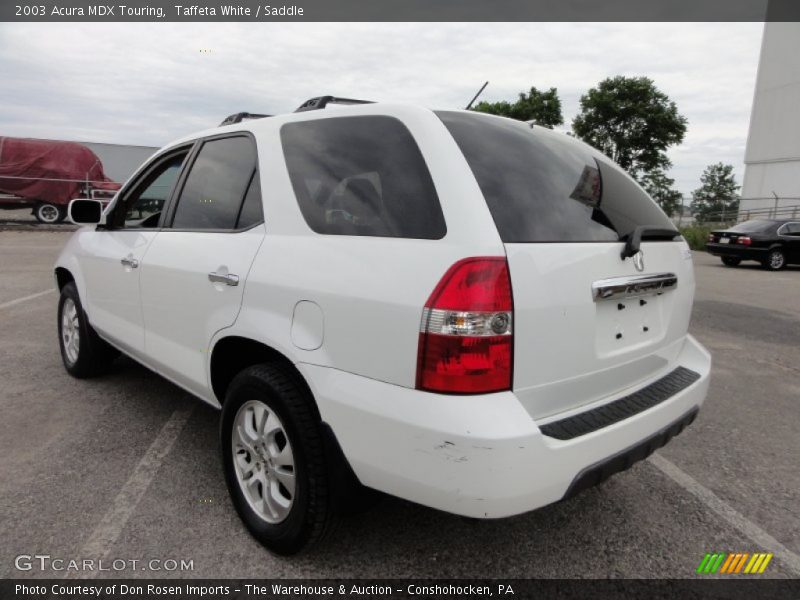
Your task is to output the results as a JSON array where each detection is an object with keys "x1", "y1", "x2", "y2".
[
  {"x1": 592, "y1": 273, "x2": 675, "y2": 356},
  {"x1": 595, "y1": 293, "x2": 663, "y2": 356},
  {"x1": 719, "y1": 237, "x2": 730, "y2": 244}
]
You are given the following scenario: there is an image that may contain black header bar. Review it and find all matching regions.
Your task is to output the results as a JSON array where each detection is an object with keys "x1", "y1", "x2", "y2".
[{"x1": 2, "y1": 0, "x2": 800, "y2": 22}]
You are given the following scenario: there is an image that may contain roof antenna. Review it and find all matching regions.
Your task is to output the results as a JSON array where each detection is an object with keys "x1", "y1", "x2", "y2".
[{"x1": 465, "y1": 81, "x2": 489, "y2": 110}]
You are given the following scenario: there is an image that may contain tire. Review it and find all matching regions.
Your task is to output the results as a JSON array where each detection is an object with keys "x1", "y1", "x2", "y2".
[
  {"x1": 58, "y1": 282, "x2": 118, "y2": 378},
  {"x1": 221, "y1": 364, "x2": 336, "y2": 555},
  {"x1": 721, "y1": 257, "x2": 741, "y2": 267},
  {"x1": 763, "y1": 248, "x2": 786, "y2": 271},
  {"x1": 34, "y1": 202, "x2": 65, "y2": 224}
]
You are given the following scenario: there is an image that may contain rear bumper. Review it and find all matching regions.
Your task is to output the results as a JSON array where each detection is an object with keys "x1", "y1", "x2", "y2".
[
  {"x1": 298, "y1": 334, "x2": 711, "y2": 518},
  {"x1": 706, "y1": 244, "x2": 767, "y2": 260}
]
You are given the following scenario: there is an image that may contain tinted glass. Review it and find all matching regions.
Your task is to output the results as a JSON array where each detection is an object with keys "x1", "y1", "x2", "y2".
[
  {"x1": 172, "y1": 136, "x2": 257, "y2": 230},
  {"x1": 437, "y1": 111, "x2": 675, "y2": 243},
  {"x1": 280, "y1": 116, "x2": 446, "y2": 239},
  {"x1": 123, "y1": 153, "x2": 186, "y2": 228},
  {"x1": 236, "y1": 173, "x2": 263, "y2": 229},
  {"x1": 730, "y1": 220, "x2": 778, "y2": 233}
]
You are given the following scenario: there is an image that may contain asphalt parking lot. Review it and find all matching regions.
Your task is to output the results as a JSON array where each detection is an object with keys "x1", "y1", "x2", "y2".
[{"x1": 0, "y1": 228, "x2": 798, "y2": 579}]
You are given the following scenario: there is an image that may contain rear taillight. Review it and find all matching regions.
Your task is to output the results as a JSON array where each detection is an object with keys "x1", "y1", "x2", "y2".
[
  {"x1": 708, "y1": 233, "x2": 716, "y2": 242},
  {"x1": 737, "y1": 236, "x2": 752, "y2": 246},
  {"x1": 416, "y1": 257, "x2": 513, "y2": 394}
]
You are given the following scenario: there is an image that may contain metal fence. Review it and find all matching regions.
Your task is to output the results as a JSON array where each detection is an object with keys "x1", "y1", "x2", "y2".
[{"x1": 672, "y1": 196, "x2": 800, "y2": 228}]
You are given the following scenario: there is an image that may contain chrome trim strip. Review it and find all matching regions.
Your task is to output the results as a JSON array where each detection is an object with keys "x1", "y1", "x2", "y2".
[{"x1": 592, "y1": 272, "x2": 677, "y2": 301}]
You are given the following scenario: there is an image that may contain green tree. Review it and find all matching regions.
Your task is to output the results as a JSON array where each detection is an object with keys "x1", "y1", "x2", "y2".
[
  {"x1": 690, "y1": 163, "x2": 740, "y2": 224},
  {"x1": 572, "y1": 76, "x2": 687, "y2": 180},
  {"x1": 472, "y1": 86, "x2": 563, "y2": 128},
  {"x1": 640, "y1": 169, "x2": 683, "y2": 217}
]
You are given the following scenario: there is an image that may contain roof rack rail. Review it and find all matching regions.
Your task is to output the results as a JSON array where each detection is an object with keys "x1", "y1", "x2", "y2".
[
  {"x1": 219, "y1": 112, "x2": 271, "y2": 126},
  {"x1": 294, "y1": 96, "x2": 374, "y2": 113}
]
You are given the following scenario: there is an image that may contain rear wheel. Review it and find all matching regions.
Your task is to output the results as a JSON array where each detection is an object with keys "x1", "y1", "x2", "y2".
[
  {"x1": 763, "y1": 249, "x2": 786, "y2": 271},
  {"x1": 220, "y1": 364, "x2": 336, "y2": 555},
  {"x1": 58, "y1": 282, "x2": 118, "y2": 377},
  {"x1": 34, "y1": 202, "x2": 65, "y2": 224},
  {"x1": 721, "y1": 257, "x2": 741, "y2": 267}
]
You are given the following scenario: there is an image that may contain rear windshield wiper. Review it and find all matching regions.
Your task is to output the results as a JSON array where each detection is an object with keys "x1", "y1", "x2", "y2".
[{"x1": 620, "y1": 226, "x2": 679, "y2": 260}]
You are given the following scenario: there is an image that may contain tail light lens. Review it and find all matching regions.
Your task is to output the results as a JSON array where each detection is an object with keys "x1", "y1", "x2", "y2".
[
  {"x1": 416, "y1": 257, "x2": 513, "y2": 394},
  {"x1": 737, "y1": 236, "x2": 752, "y2": 246},
  {"x1": 708, "y1": 233, "x2": 716, "y2": 242}
]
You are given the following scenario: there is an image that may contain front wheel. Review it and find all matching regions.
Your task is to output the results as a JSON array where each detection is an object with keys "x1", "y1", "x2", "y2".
[
  {"x1": 58, "y1": 282, "x2": 118, "y2": 377},
  {"x1": 721, "y1": 256, "x2": 741, "y2": 267},
  {"x1": 34, "y1": 202, "x2": 65, "y2": 224},
  {"x1": 220, "y1": 364, "x2": 337, "y2": 555},
  {"x1": 763, "y1": 249, "x2": 786, "y2": 271}
]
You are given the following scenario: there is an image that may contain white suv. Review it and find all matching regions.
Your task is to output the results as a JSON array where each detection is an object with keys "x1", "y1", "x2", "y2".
[{"x1": 56, "y1": 97, "x2": 711, "y2": 554}]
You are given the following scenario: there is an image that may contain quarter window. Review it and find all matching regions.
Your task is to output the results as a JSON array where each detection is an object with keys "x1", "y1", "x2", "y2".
[
  {"x1": 280, "y1": 116, "x2": 446, "y2": 239},
  {"x1": 171, "y1": 136, "x2": 260, "y2": 230}
]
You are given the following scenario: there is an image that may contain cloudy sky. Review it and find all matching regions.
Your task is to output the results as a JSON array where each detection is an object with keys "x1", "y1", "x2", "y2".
[{"x1": 0, "y1": 22, "x2": 763, "y2": 196}]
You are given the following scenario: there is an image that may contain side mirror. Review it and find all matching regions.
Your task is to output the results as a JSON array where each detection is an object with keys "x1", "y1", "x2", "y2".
[{"x1": 68, "y1": 199, "x2": 106, "y2": 226}]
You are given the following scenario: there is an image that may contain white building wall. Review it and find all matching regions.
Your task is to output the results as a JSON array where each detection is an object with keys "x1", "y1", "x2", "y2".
[{"x1": 740, "y1": 22, "x2": 800, "y2": 221}]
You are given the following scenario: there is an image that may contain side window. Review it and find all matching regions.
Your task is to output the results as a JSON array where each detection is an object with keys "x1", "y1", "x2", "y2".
[
  {"x1": 784, "y1": 223, "x2": 800, "y2": 236},
  {"x1": 119, "y1": 152, "x2": 187, "y2": 228},
  {"x1": 171, "y1": 136, "x2": 258, "y2": 230},
  {"x1": 280, "y1": 116, "x2": 446, "y2": 239}
]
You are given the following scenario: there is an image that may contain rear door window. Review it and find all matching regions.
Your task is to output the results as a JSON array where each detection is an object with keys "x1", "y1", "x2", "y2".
[
  {"x1": 171, "y1": 136, "x2": 261, "y2": 230},
  {"x1": 280, "y1": 116, "x2": 446, "y2": 239},
  {"x1": 437, "y1": 111, "x2": 675, "y2": 243}
]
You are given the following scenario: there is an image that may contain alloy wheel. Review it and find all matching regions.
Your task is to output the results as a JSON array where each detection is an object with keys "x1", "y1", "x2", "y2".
[
  {"x1": 60, "y1": 298, "x2": 80, "y2": 364},
  {"x1": 232, "y1": 400, "x2": 296, "y2": 524},
  {"x1": 769, "y1": 251, "x2": 785, "y2": 270}
]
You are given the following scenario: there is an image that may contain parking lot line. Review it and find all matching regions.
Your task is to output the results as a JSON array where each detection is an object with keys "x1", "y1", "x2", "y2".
[
  {"x1": 0, "y1": 288, "x2": 53, "y2": 310},
  {"x1": 66, "y1": 407, "x2": 195, "y2": 579},
  {"x1": 650, "y1": 453, "x2": 800, "y2": 576}
]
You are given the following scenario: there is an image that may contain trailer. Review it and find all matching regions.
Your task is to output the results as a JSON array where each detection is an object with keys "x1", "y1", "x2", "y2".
[{"x1": 0, "y1": 137, "x2": 120, "y2": 223}]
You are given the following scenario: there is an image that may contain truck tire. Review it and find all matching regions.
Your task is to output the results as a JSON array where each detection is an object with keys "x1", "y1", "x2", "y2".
[{"x1": 34, "y1": 202, "x2": 66, "y2": 224}]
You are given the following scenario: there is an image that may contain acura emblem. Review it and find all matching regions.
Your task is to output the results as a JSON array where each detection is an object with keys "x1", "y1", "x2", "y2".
[{"x1": 633, "y1": 250, "x2": 645, "y2": 272}]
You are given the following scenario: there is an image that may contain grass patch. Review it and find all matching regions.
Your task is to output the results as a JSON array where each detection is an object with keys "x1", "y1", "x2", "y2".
[{"x1": 679, "y1": 225, "x2": 713, "y2": 251}]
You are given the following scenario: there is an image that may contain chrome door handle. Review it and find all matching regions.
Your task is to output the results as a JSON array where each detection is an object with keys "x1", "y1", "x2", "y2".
[
  {"x1": 120, "y1": 256, "x2": 139, "y2": 269},
  {"x1": 208, "y1": 272, "x2": 239, "y2": 286}
]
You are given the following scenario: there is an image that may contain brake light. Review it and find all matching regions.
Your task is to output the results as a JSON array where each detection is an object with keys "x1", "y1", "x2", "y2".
[
  {"x1": 737, "y1": 236, "x2": 752, "y2": 246},
  {"x1": 708, "y1": 233, "x2": 716, "y2": 242},
  {"x1": 416, "y1": 257, "x2": 513, "y2": 394}
]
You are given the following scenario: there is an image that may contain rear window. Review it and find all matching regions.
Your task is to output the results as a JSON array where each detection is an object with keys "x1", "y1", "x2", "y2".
[
  {"x1": 437, "y1": 111, "x2": 675, "y2": 243},
  {"x1": 729, "y1": 220, "x2": 777, "y2": 233},
  {"x1": 280, "y1": 116, "x2": 446, "y2": 239}
]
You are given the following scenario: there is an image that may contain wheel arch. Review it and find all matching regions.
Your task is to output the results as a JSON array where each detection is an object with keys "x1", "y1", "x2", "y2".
[
  {"x1": 209, "y1": 336, "x2": 317, "y2": 414},
  {"x1": 212, "y1": 335, "x2": 367, "y2": 510},
  {"x1": 54, "y1": 266, "x2": 75, "y2": 291}
]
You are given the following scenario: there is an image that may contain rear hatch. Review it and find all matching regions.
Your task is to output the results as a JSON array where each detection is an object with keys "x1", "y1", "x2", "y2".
[{"x1": 438, "y1": 111, "x2": 694, "y2": 419}]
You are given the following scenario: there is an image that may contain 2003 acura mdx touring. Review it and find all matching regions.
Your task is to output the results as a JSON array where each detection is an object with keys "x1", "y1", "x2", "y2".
[{"x1": 56, "y1": 97, "x2": 711, "y2": 554}]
